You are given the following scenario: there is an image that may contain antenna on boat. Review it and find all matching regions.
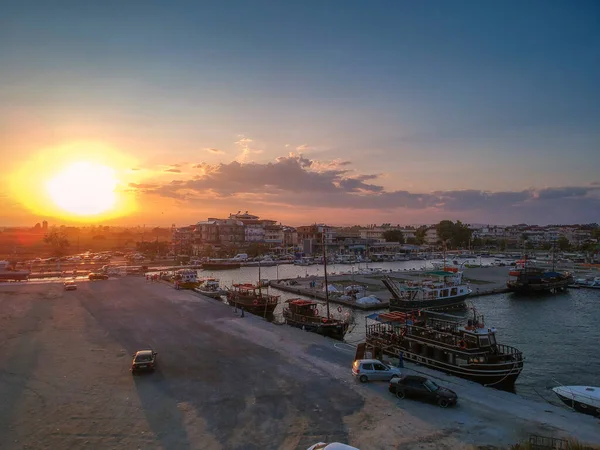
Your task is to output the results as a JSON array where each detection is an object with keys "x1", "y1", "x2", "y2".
[{"x1": 322, "y1": 231, "x2": 330, "y2": 319}]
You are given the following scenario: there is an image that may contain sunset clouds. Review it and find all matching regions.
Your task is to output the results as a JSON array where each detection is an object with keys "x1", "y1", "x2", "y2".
[{"x1": 126, "y1": 154, "x2": 600, "y2": 225}]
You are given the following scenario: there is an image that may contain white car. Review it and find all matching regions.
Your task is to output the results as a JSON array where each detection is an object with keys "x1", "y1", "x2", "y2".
[
  {"x1": 307, "y1": 444, "x2": 360, "y2": 450},
  {"x1": 352, "y1": 359, "x2": 401, "y2": 383}
]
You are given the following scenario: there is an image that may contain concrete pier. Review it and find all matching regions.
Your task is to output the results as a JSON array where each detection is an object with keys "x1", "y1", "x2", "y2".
[{"x1": 269, "y1": 265, "x2": 516, "y2": 310}]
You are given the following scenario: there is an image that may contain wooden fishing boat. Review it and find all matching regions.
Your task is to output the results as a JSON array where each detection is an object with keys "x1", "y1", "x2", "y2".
[
  {"x1": 226, "y1": 283, "x2": 279, "y2": 315},
  {"x1": 283, "y1": 299, "x2": 349, "y2": 341},
  {"x1": 364, "y1": 309, "x2": 524, "y2": 390},
  {"x1": 507, "y1": 259, "x2": 573, "y2": 293}
]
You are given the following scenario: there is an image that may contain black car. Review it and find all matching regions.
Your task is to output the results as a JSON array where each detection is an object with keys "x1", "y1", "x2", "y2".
[
  {"x1": 89, "y1": 273, "x2": 109, "y2": 280},
  {"x1": 389, "y1": 375, "x2": 458, "y2": 408},
  {"x1": 131, "y1": 349, "x2": 158, "y2": 374}
]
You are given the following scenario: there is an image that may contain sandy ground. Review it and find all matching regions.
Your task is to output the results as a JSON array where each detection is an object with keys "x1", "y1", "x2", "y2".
[{"x1": 1, "y1": 277, "x2": 599, "y2": 450}]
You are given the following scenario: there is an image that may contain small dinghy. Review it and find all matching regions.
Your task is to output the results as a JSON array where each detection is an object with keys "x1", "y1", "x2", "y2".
[{"x1": 552, "y1": 385, "x2": 600, "y2": 416}]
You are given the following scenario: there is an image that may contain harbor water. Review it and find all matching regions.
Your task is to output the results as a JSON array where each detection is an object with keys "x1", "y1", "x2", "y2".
[{"x1": 194, "y1": 259, "x2": 600, "y2": 401}]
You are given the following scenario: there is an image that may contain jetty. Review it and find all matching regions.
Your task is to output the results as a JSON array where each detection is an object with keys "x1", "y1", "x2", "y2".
[{"x1": 269, "y1": 265, "x2": 515, "y2": 310}]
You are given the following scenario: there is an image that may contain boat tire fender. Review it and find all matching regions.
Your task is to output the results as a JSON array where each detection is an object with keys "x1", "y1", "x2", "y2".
[
  {"x1": 253, "y1": 300, "x2": 258, "y2": 306},
  {"x1": 459, "y1": 340, "x2": 466, "y2": 350},
  {"x1": 314, "y1": 308, "x2": 319, "y2": 316}
]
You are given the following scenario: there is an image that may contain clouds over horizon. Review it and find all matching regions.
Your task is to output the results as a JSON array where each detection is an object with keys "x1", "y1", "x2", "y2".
[{"x1": 128, "y1": 154, "x2": 600, "y2": 224}]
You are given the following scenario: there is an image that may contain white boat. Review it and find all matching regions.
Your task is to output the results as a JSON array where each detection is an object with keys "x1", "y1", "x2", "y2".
[
  {"x1": 573, "y1": 277, "x2": 600, "y2": 289},
  {"x1": 194, "y1": 279, "x2": 226, "y2": 299},
  {"x1": 552, "y1": 385, "x2": 600, "y2": 416},
  {"x1": 0, "y1": 260, "x2": 30, "y2": 281},
  {"x1": 383, "y1": 269, "x2": 472, "y2": 312}
]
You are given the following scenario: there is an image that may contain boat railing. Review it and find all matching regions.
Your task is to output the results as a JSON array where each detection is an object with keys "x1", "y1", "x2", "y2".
[{"x1": 367, "y1": 324, "x2": 523, "y2": 359}]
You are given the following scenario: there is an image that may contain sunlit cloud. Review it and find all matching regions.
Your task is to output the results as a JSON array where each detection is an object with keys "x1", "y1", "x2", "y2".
[
  {"x1": 206, "y1": 148, "x2": 225, "y2": 154},
  {"x1": 129, "y1": 153, "x2": 600, "y2": 224},
  {"x1": 234, "y1": 136, "x2": 263, "y2": 162},
  {"x1": 164, "y1": 168, "x2": 182, "y2": 173}
]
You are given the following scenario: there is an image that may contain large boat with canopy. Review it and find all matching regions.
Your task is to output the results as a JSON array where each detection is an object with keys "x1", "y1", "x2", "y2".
[
  {"x1": 382, "y1": 269, "x2": 471, "y2": 312},
  {"x1": 364, "y1": 309, "x2": 524, "y2": 390},
  {"x1": 507, "y1": 259, "x2": 572, "y2": 293}
]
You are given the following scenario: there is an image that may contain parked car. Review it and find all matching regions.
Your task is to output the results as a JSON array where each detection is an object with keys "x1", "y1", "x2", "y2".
[
  {"x1": 63, "y1": 281, "x2": 77, "y2": 291},
  {"x1": 131, "y1": 349, "x2": 158, "y2": 374},
  {"x1": 352, "y1": 359, "x2": 401, "y2": 383},
  {"x1": 89, "y1": 272, "x2": 109, "y2": 280},
  {"x1": 389, "y1": 375, "x2": 458, "y2": 408},
  {"x1": 307, "y1": 443, "x2": 360, "y2": 450}
]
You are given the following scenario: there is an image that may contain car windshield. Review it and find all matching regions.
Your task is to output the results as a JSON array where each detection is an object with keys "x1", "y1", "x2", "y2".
[
  {"x1": 135, "y1": 354, "x2": 153, "y2": 362},
  {"x1": 423, "y1": 379, "x2": 439, "y2": 391}
]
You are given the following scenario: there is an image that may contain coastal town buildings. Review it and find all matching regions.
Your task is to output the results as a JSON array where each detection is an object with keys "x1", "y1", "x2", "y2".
[{"x1": 168, "y1": 213, "x2": 599, "y2": 259}]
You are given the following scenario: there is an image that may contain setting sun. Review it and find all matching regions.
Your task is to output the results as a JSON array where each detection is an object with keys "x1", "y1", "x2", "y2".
[{"x1": 47, "y1": 162, "x2": 118, "y2": 216}]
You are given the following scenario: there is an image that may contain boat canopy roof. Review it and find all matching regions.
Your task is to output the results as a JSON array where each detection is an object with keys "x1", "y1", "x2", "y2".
[
  {"x1": 286, "y1": 299, "x2": 316, "y2": 307},
  {"x1": 423, "y1": 270, "x2": 460, "y2": 276},
  {"x1": 366, "y1": 311, "x2": 417, "y2": 323}
]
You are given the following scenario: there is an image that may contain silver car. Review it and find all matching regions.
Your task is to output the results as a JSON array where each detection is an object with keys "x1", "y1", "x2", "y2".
[{"x1": 352, "y1": 358, "x2": 401, "y2": 383}]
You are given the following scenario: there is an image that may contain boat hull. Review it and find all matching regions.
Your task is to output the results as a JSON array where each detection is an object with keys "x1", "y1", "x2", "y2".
[
  {"x1": 0, "y1": 272, "x2": 30, "y2": 281},
  {"x1": 202, "y1": 263, "x2": 241, "y2": 270},
  {"x1": 284, "y1": 317, "x2": 348, "y2": 341},
  {"x1": 554, "y1": 393, "x2": 600, "y2": 417},
  {"x1": 227, "y1": 297, "x2": 278, "y2": 315},
  {"x1": 376, "y1": 345, "x2": 523, "y2": 390},
  {"x1": 195, "y1": 289, "x2": 225, "y2": 299},
  {"x1": 389, "y1": 293, "x2": 469, "y2": 312}
]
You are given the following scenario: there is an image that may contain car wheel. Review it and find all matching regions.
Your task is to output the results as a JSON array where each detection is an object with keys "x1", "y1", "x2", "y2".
[
  {"x1": 437, "y1": 398, "x2": 450, "y2": 408},
  {"x1": 359, "y1": 375, "x2": 368, "y2": 383},
  {"x1": 395, "y1": 389, "x2": 406, "y2": 399}
]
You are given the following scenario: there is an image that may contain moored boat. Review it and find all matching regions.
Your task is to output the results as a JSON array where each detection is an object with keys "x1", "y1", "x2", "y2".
[
  {"x1": 364, "y1": 309, "x2": 524, "y2": 390},
  {"x1": 283, "y1": 299, "x2": 349, "y2": 341},
  {"x1": 202, "y1": 260, "x2": 241, "y2": 270},
  {"x1": 552, "y1": 385, "x2": 600, "y2": 417},
  {"x1": 507, "y1": 259, "x2": 573, "y2": 293},
  {"x1": 0, "y1": 260, "x2": 30, "y2": 281},
  {"x1": 194, "y1": 278, "x2": 226, "y2": 299},
  {"x1": 172, "y1": 269, "x2": 201, "y2": 289},
  {"x1": 382, "y1": 270, "x2": 471, "y2": 312},
  {"x1": 226, "y1": 283, "x2": 279, "y2": 316}
]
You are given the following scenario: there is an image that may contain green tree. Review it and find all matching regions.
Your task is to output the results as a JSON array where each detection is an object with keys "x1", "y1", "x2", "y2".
[
  {"x1": 414, "y1": 226, "x2": 427, "y2": 245},
  {"x1": 556, "y1": 236, "x2": 571, "y2": 251},
  {"x1": 405, "y1": 237, "x2": 417, "y2": 245},
  {"x1": 499, "y1": 239, "x2": 507, "y2": 251},
  {"x1": 382, "y1": 230, "x2": 405, "y2": 244},
  {"x1": 435, "y1": 220, "x2": 472, "y2": 249},
  {"x1": 44, "y1": 229, "x2": 70, "y2": 256}
]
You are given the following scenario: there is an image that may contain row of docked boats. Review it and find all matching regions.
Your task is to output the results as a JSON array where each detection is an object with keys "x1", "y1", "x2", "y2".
[{"x1": 168, "y1": 262, "x2": 599, "y2": 416}]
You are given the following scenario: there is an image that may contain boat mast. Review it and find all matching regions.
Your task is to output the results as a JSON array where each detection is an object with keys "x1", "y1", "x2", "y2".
[
  {"x1": 258, "y1": 260, "x2": 262, "y2": 296},
  {"x1": 322, "y1": 231, "x2": 330, "y2": 319}
]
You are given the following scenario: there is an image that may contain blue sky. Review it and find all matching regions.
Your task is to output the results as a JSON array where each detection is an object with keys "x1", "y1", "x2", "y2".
[{"x1": 1, "y1": 1, "x2": 600, "y2": 226}]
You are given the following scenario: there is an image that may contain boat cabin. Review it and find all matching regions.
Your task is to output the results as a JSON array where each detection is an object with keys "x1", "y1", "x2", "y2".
[
  {"x1": 286, "y1": 299, "x2": 319, "y2": 316},
  {"x1": 174, "y1": 269, "x2": 198, "y2": 284}
]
